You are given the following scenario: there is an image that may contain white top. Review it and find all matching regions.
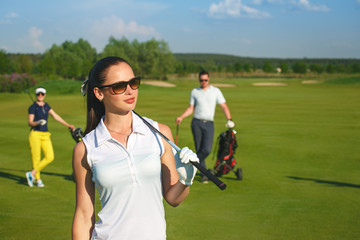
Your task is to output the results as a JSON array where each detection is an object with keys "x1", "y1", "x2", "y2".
[
  {"x1": 190, "y1": 85, "x2": 226, "y2": 121},
  {"x1": 82, "y1": 111, "x2": 166, "y2": 240}
]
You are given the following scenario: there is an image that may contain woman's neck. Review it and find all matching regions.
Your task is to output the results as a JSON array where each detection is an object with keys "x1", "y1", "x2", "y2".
[
  {"x1": 104, "y1": 111, "x2": 133, "y2": 146},
  {"x1": 36, "y1": 100, "x2": 45, "y2": 106},
  {"x1": 103, "y1": 111, "x2": 133, "y2": 133}
]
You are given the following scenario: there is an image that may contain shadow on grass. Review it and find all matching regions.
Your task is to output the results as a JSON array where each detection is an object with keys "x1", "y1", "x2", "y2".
[
  {"x1": 287, "y1": 176, "x2": 360, "y2": 189},
  {"x1": 0, "y1": 168, "x2": 74, "y2": 186}
]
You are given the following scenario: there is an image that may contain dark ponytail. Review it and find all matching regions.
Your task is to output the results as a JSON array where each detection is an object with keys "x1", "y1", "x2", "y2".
[{"x1": 84, "y1": 56, "x2": 130, "y2": 134}]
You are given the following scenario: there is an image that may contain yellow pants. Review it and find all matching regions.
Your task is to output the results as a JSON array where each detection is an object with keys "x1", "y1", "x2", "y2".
[{"x1": 28, "y1": 130, "x2": 54, "y2": 180}]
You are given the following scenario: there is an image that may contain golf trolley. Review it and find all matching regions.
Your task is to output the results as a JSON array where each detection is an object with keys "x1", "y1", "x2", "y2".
[{"x1": 210, "y1": 128, "x2": 242, "y2": 180}]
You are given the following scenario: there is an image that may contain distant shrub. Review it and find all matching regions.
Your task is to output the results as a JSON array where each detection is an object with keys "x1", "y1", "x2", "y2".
[{"x1": 0, "y1": 73, "x2": 36, "y2": 93}]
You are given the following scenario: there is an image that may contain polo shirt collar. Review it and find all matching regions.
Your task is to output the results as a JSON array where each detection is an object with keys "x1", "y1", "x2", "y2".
[
  {"x1": 197, "y1": 85, "x2": 213, "y2": 91},
  {"x1": 132, "y1": 111, "x2": 148, "y2": 136},
  {"x1": 95, "y1": 111, "x2": 148, "y2": 146}
]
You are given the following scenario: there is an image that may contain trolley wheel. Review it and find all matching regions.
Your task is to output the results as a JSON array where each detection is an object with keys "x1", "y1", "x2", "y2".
[{"x1": 235, "y1": 168, "x2": 243, "y2": 180}]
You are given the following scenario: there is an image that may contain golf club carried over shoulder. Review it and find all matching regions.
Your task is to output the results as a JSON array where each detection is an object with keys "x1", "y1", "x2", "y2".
[
  {"x1": 175, "y1": 123, "x2": 179, "y2": 145},
  {"x1": 133, "y1": 111, "x2": 226, "y2": 191}
]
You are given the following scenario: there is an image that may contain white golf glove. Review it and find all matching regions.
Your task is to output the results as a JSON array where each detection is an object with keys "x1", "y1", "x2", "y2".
[
  {"x1": 38, "y1": 119, "x2": 47, "y2": 126},
  {"x1": 225, "y1": 119, "x2": 235, "y2": 128},
  {"x1": 173, "y1": 147, "x2": 199, "y2": 186}
]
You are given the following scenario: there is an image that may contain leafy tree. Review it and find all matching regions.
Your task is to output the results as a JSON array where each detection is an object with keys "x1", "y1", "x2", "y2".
[
  {"x1": 310, "y1": 63, "x2": 324, "y2": 74},
  {"x1": 326, "y1": 63, "x2": 335, "y2": 74},
  {"x1": 102, "y1": 37, "x2": 174, "y2": 79},
  {"x1": 12, "y1": 54, "x2": 33, "y2": 73},
  {"x1": 243, "y1": 63, "x2": 252, "y2": 73},
  {"x1": 262, "y1": 61, "x2": 274, "y2": 73},
  {"x1": 38, "y1": 56, "x2": 56, "y2": 76},
  {"x1": 233, "y1": 62, "x2": 242, "y2": 73},
  {"x1": 102, "y1": 37, "x2": 133, "y2": 62},
  {"x1": 61, "y1": 39, "x2": 97, "y2": 78},
  {"x1": 39, "y1": 39, "x2": 96, "y2": 79},
  {"x1": 335, "y1": 64, "x2": 346, "y2": 73},
  {"x1": 180, "y1": 60, "x2": 200, "y2": 74},
  {"x1": 350, "y1": 63, "x2": 360, "y2": 73},
  {"x1": 0, "y1": 50, "x2": 11, "y2": 74},
  {"x1": 292, "y1": 62, "x2": 307, "y2": 74},
  {"x1": 279, "y1": 62, "x2": 288, "y2": 73},
  {"x1": 134, "y1": 39, "x2": 174, "y2": 79},
  {"x1": 204, "y1": 60, "x2": 217, "y2": 72}
]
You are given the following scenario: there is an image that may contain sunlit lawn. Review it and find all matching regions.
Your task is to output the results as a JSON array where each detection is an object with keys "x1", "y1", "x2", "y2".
[{"x1": 0, "y1": 75, "x2": 359, "y2": 239}]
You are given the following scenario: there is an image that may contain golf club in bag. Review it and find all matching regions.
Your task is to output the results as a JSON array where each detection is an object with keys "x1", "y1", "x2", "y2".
[{"x1": 210, "y1": 128, "x2": 242, "y2": 180}]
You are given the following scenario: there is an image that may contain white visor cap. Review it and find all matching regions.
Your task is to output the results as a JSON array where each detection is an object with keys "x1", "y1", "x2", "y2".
[{"x1": 35, "y1": 87, "x2": 46, "y2": 94}]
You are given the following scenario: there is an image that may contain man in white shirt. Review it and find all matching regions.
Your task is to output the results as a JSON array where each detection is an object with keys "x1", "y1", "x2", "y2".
[{"x1": 176, "y1": 70, "x2": 235, "y2": 183}]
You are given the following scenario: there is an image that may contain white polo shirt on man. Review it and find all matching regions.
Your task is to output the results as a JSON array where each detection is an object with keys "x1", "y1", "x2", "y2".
[
  {"x1": 82, "y1": 111, "x2": 166, "y2": 240},
  {"x1": 190, "y1": 85, "x2": 226, "y2": 121}
]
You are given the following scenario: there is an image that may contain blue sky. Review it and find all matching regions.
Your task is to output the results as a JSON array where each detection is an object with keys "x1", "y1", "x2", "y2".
[{"x1": 1, "y1": 0, "x2": 359, "y2": 58}]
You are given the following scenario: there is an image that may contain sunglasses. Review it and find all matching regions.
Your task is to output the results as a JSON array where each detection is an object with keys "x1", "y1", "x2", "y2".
[
  {"x1": 200, "y1": 79, "x2": 209, "y2": 82},
  {"x1": 36, "y1": 93, "x2": 45, "y2": 96},
  {"x1": 98, "y1": 77, "x2": 141, "y2": 94}
]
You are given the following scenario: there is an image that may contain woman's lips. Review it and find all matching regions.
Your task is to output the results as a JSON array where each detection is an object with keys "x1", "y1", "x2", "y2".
[{"x1": 125, "y1": 97, "x2": 135, "y2": 104}]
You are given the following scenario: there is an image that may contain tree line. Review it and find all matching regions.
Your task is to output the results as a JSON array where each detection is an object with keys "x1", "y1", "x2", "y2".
[
  {"x1": 174, "y1": 53, "x2": 360, "y2": 75},
  {"x1": 1, "y1": 37, "x2": 360, "y2": 93}
]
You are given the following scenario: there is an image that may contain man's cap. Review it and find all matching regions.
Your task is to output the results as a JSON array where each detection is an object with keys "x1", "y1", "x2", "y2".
[{"x1": 35, "y1": 87, "x2": 46, "y2": 94}]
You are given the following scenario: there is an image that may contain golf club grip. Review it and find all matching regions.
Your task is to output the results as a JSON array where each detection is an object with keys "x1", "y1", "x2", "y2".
[
  {"x1": 158, "y1": 133, "x2": 226, "y2": 190},
  {"x1": 190, "y1": 160, "x2": 227, "y2": 190}
]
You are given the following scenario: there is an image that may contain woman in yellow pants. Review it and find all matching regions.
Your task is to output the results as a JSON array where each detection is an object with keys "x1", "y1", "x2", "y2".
[{"x1": 26, "y1": 87, "x2": 74, "y2": 187}]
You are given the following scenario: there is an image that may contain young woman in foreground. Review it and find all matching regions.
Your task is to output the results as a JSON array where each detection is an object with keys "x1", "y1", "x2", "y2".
[{"x1": 72, "y1": 56, "x2": 199, "y2": 240}]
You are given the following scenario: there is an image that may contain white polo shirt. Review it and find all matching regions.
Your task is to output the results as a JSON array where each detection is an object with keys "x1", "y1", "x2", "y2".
[
  {"x1": 82, "y1": 111, "x2": 166, "y2": 240},
  {"x1": 190, "y1": 85, "x2": 226, "y2": 121}
]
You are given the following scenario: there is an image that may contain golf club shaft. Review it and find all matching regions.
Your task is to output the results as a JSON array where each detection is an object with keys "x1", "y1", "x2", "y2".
[
  {"x1": 175, "y1": 124, "x2": 179, "y2": 145},
  {"x1": 133, "y1": 111, "x2": 226, "y2": 190},
  {"x1": 26, "y1": 89, "x2": 34, "y2": 102}
]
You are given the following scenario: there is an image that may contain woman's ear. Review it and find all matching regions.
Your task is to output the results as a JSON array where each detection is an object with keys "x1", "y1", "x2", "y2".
[{"x1": 93, "y1": 87, "x2": 104, "y2": 102}]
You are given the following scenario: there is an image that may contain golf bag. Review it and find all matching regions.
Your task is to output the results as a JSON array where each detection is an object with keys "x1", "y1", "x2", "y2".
[
  {"x1": 211, "y1": 128, "x2": 242, "y2": 180},
  {"x1": 70, "y1": 127, "x2": 84, "y2": 143}
]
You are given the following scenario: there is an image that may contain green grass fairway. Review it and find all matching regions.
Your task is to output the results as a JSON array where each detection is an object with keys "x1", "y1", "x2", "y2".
[{"x1": 0, "y1": 76, "x2": 359, "y2": 239}]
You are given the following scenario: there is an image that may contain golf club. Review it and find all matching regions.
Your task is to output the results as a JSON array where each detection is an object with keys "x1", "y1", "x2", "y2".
[
  {"x1": 175, "y1": 123, "x2": 179, "y2": 145},
  {"x1": 133, "y1": 111, "x2": 226, "y2": 190},
  {"x1": 25, "y1": 89, "x2": 34, "y2": 102}
]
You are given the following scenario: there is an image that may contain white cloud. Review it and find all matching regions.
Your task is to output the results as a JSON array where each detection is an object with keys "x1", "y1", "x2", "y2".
[
  {"x1": 1, "y1": 12, "x2": 19, "y2": 24},
  {"x1": 252, "y1": 0, "x2": 283, "y2": 5},
  {"x1": 28, "y1": 26, "x2": 44, "y2": 49},
  {"x1": 15, "y1": 27, "x2": 45, "y2": 53},
  {"x1": 92, "y1": 15, "x2": 159, "y2": 38},
  {"x1": 89, "y1": 15, "x2": 160, "y2": 51},
  {"x1": 296, "y1": 0, "x2": 330, "y2": 12},
  {"x1": 5, "y1": 12, "x2": 19, "y2": 18},
  {"x1": 208, "y1": 0, "x2": 271, "y2": 19}
]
